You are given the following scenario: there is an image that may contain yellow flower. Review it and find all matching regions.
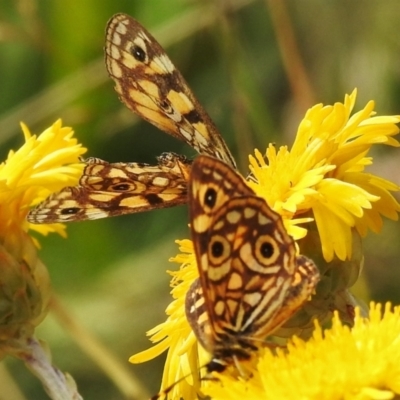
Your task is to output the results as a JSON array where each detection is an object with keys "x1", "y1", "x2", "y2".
[
  {"x1": 132, "y1": 91, "x2": 400, "y2": 398},
  {"x1": 1, "y1": 119, "x2": 86, "y2": 233},
  {"x1": 204, "y1": 303, "x2": 400, "y2": 400},
  {"x1": 248, "y1": 89, "x2": 400, "y2": 262},
  {"x1": 0, "y1": 119, "x2": 85, "y2": 349},
  {"x1": 130, "y1": 240, "x2": 207, "y2": 400},
  {"x1": 0, "y1": 120, "x2": 85, "y2": 397}
]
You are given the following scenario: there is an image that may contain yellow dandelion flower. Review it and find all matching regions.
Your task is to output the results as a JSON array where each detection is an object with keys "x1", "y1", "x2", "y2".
[
  {"x1": 0, "y1": 118, "x2": 86, "y2": 304},
  {"x1": 132, "y1": 91, "x2": 400, "y2": 398},
  {"x1": 0, "y1": 120, "x2": 86, "y2": 344},
  {"x1": 204, "y1": 303, "x2": 400, "y2": 400},
  {"x1": 0, "y1": 119, "x2": 86, "y2": 243},
  {"x1": 130, "y1": 240, "x2": 210, "y2": 400},
  {"x1": 0, "y1": 119, "x2": 85, "y2": 343},
  {"x1": 248, "y1": 90, "x2": 400, "y2": 261},
  {"x1": 0, "y1": 120, "x2": 85, "y2": 398}
]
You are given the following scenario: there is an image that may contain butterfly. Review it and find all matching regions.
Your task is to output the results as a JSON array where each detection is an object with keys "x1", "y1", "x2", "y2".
[
  {"x1": 28, "y1": 13, "x2": 235, "y2": 224},
  {"x1": 185, "y1": 155, "x2": 320, "y2": 373}
]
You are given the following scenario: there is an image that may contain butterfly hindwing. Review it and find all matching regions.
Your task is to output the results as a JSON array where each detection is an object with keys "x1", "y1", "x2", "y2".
[
  {"x1": 27, "y1": 153, "x2": 191, "y2": 223},
  {"x1": 186, "y1": 155, "x2": 320, "y2": 370}
]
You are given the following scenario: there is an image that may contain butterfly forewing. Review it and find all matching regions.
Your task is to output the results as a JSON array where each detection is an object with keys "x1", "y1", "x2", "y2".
[
  {"x1": 188, "y1": 152, "x2": 254, "y2": 226},
  {"x1": 186, "y1": 155, "x2": 320, "y2": 370},
  {"x1": 28, "y1": 14, "x2": 237, "y2": 225},
  {"x1": 105, "y1": 13, "x2": 236, "y2": 169},
  {"x1": 27, "y1": 153, "x2": 191, "y2": 223}
]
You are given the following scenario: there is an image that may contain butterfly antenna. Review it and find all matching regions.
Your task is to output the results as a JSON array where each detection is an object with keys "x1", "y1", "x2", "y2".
[{"x1": 149, "y1": 363, "x2": 215, "y2": 400}]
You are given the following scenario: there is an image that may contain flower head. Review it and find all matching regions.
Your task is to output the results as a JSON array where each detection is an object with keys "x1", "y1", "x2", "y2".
[
  {"x1": 248, "y1": 90, "x2": 400, "y2": 261},
  {"x1": 132, "y1": 91, "x2": 400, "y2": 398},
  {"x1": 0, "y1": 119, "x2": 86, "y2": 355},
  {"x1": 130, "y1": 240, "x2": 207, "y2": 399},
  {"x1": 1, "y1": 119, "x2": 86, "y2": 244},
  {"x1": 204, "y1": 303, "x2": 400, "y2": 400}
]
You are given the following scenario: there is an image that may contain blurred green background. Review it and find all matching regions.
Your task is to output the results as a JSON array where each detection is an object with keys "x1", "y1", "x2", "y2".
[{"x1": 1, "y1": 0, "x2": 400, "y2": 399}]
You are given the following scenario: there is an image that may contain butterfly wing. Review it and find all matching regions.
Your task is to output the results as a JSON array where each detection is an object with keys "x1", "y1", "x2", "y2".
[
  {"x1": 187, "y1": 155, "x2": 319, "y2": 362},
  {"x1": 196, "y1": 196, "x2": 296, "y2": 338},
  {"x1": 28, "y1": 153, "x2": 191, "y2": 223},
  {"x1": 28, "y1": 15, "x2": 237, "y2": 225},
  {"x1": 105, "y1": 13, "x2": 236, "y2": 169}
]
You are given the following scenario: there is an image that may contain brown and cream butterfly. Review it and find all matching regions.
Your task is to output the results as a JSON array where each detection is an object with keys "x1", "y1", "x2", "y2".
[
  {"x1": 28, "y1": 13, "x2": 235, "y2": 224},
  {"x1": 185, "y1": 155, "x2": 320, "y2": 373}
]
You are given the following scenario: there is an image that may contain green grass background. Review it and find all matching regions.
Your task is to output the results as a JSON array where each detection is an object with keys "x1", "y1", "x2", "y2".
[{"x1": 1, "y1": 1, "x2": 400, "y2": 399}]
